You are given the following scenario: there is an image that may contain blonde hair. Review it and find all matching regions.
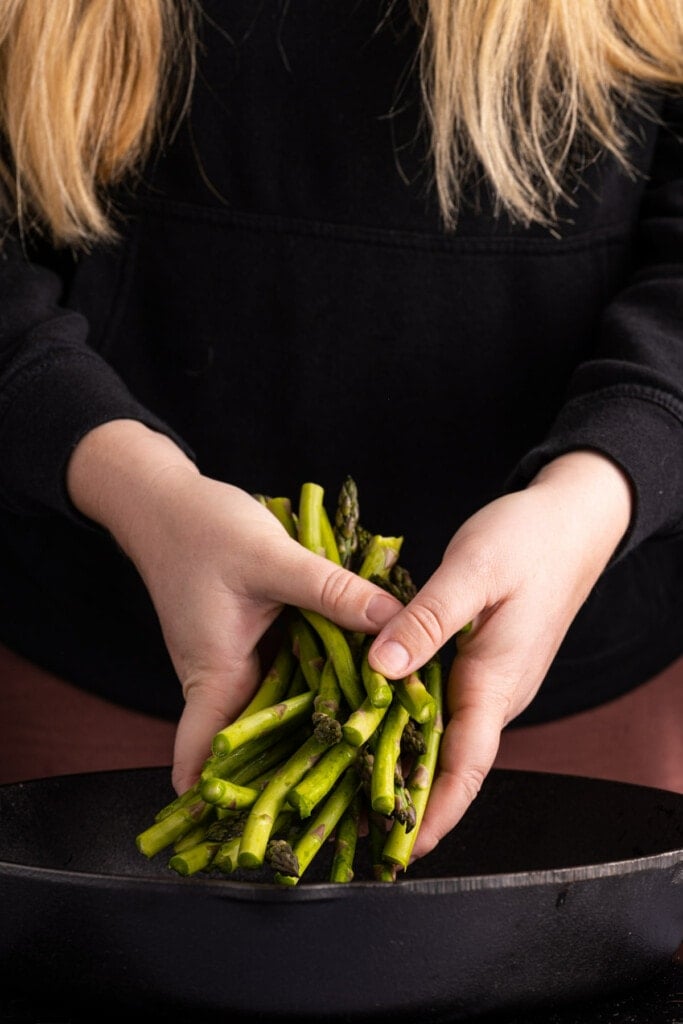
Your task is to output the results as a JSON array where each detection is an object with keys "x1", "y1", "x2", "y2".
[
  {"x1": 0, "y1": 0, "x2": 193, "y2": 245},
  {"x1": 415, "y1": 0, "x2": 683, "y2": 228},
  {"x1": 1, "y1": 0, "x2": 682, "y2": 245}
]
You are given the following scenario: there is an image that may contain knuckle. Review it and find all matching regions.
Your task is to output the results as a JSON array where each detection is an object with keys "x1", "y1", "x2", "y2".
[
  {"x1": 319, "y1": 566, "x2": 357, "y2": 616},
  {"x1": 459, "y1": 763, "x2": 488, "y2": 806},
  {"x1": 404, "y1": 595, "x2": 448, "y2": 648}
]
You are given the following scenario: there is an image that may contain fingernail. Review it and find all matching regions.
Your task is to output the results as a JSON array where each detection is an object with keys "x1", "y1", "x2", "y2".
[
  {"x1": 366, "y1": 593, "x2": 400, "y2": 626},
  {"x1": 372, "y1": 639, "x2": 410, "y2": 676}
]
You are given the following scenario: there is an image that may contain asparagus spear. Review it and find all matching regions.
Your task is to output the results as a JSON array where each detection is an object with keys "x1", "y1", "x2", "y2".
[
  {"x1": 275, "y1": 769, "x2": 361, "y2": 885},
  {"x1": 312, "y1": 658, "x2": 343, "y2": 744},
  {"x1": 300, "y1": 609, "x2": 364, "y2": 710},
  {"x1": 330, "y1": 791, "x2": 361, "y2": 883},
  {"x1": 358, "y1": 534, "x2": 403, "y2": 581},
  {"x1": 287, "y1": 740, "x2": 359, "y2": 819},
  {"x1": 360, "y1": 647, "x2": 392, "y2": 708},
  {"x1": 137, "y1": 797, "x2": 211, "y2": 858},
  {"x1": 342, "y1": 697, "x2": 389, "y2": 747},
  {"x1": 393, "y1": 671, "x2": 435, "y2": 724},
  {"x1": 266, "y1": 496, "x2": 297, "y2": 538},
  {"x1": 288, "y1": 615, "x2": 324, "y2": 693},
  {"x1": 371, "y1": 700, "x2": 410, "y2": 816},
  {"x1": 382, "y1": 658, "x2": 444, "y2": 870},
  {"x1": 334, "y1": 476, "x2": 359, "y2": 568},
  {"x1": 236, "y1": 646, "x2": 295, "y2": 720},
  {"x1": 298, "y1": 482, "x2": 326, "y2": 557},
  {"x1": 169, "y1": 840, "x2": 220, "y2": 876},
  {"x1": 211, "y1": 692, "x2": 314, "y2": 756},
  {"x1": 238, "y1": 735, "x2": 329, "y2": 868}
]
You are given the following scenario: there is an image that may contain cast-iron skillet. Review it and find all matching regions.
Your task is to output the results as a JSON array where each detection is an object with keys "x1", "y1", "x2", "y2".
[{"x1": 0, "y1": 767, "x2": 681, "y2": 1021}]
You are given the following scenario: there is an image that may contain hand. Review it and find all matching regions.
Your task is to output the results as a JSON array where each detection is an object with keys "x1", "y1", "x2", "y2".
[
  {"x1": 368, "y1": 451, "x2": 633, "y2": 859},
  {"x1": 66, "y1": 421, "x2": 402, "y2": 793}
]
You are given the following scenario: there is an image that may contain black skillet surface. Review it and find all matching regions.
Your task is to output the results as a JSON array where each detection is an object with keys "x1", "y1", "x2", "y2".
[{"x1": 0, "y1": 768, "x2": 681, "y2": 1022}]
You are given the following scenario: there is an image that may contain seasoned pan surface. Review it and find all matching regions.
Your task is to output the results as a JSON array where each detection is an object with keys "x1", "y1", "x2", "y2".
[{"x1": 0, "y1": 768, "x2": 681, "y2": 1020}]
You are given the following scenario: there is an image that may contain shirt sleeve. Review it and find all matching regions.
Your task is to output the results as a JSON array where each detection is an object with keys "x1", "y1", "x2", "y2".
[
  {"x1": 0, "y1": 233, "x2": 194, "y2": 520},
  {"x1": 508, "y1": 95, "x2": 683, "y2": 556}
]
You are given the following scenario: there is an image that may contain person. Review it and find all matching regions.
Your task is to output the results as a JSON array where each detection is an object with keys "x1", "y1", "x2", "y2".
[{"x1": 0, "y1": 0, "x2": 681, "y2": 862}]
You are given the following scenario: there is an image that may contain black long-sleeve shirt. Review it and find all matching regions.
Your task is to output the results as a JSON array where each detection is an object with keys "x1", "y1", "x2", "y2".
[{"x1": 0, "y1": 2, "x2": 681, "y2": 723}]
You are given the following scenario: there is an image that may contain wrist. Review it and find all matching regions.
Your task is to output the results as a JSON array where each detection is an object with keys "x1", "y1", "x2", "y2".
[
  {"x1": 66, "y1": 419, "x2": 198, "y2": 556},
  {"x1": 529, "y1": 449, "x2": 633, "y2": 553}
]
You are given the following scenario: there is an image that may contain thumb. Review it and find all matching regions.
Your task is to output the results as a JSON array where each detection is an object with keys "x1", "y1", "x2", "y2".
[
  {"x1": 367, "y1": 556, "x2": 487, "y2": 678},
  {"x1": 257, "y1": 537, "x2": 404, "y2": 633}
]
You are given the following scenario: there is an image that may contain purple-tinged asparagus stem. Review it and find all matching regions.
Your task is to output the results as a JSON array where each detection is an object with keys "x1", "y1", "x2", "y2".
[
  {"x1": 137, "y1": 797, "x2": 211, "y2": 858},
  {"x1": 238, "y1": 735, "x2": 329, "y2": 868},
  {"x1": 382, "y1": 658, "x2": 444, "y2": 870},
  {"x1": 300, "y1": 609, "x2": 364, "y2": 710},
  {"x1": 275, "y1": 769, "x2": 361, "y2": 885},
  {"x1": 393, "y1": 670, "x2": 435, "y2": 724},
  {"x1": 288, "y1": 615, "x2": 324, "y2": 694},
  {"x1": 312, "y1": 658, "x2": 343, "y2": 745},
  {"x1": 371, "y1": 699, "x2": 410, "y2": 816},
  {"x1": 342, "y1": 697, "x2": 389, "y2": 747},
  {"x1": 369, "y1": 811, "x2": 397, "y2": 883},
  {"x1": 287, "y1": 740, "x2": 359, "y2": 819},
  {"x1": 211, "y1": 692, "x2": 314, "y2": 756},
  {"x1": 357, "y1": 535, "x2": 403, "y2": 581},
  {"x1": 330, "y1": 792, "x2": 361, "y2": 883},
  {"x1": 237, "y1": 645, "x2": 295, "y2": 720}
]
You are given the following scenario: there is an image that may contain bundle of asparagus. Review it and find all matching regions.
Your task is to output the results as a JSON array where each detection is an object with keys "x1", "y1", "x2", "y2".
[{"x1": 136, "y1": 478, "x2": 444, "y2": 885}]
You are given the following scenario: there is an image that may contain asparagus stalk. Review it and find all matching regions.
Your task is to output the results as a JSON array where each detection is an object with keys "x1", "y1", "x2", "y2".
[
  {"x1": 173, "y1": 821, "x2": 211, "y2": 853},
  {"x1": 320, "y1": 505, "x2": 342, "y2": 564},
  {"x1": 169, "y1": 840, "x2": 219, "y2": 876},
  {"x1": 211, "y1": 692, "x2": 314, "y2": 756},
  {"x1": 201, "y1": 721, "x2": 305, "y2": 782},
  {"x1": 334, "y1": 476, "x2": 359, "y2": 568},
  {"x1": 369, "y1": 811, "x2": 397, "y2": 883},
  {"x1": 393, "y1": 671, "x2": 435, "y2": 724},
  {"x1": 300, "y1": 609, "x2": 364, "y2": 710},
  {"x1": 236, "y1": 646, "x2": 295, "y2": 720},
  {"x1": 275, "y1": 769, "x2": 361, "y2": 885},
  {"x1": 361, "y1": 647, "x2": 392, "y2": 708},
  {"x1": 266, "y1": 496, "x2": 297, "y2": 538},
  {"x1": 330, "y1": 792, "x2": 361, "y2": 883},
  {"x1": 287, "y1": 739, "x2": 359, "y2": 819},
  {"x1": 137, "y1": 797, "x2": 211, "y2": 858},
  {"x1": 312, "y1": 658, "x2": 343, "y2": 744},
  {"x1": 201, "y1": 776, "x2": 260, "y2": 811},
  {"x1": 298, "y1": 482, "x2": 326, "y2": 557},
  {"x1": 288, "y1": 615, "x2": 324, "y2": 693},
  {"x1": 382, "y1": 658, "x2": 444, "y2": 870},
  {"x1": 358, "y1": 535, "x2": 403, "y2": 581},
  {"x1": 238, "y1": 735, "x2": 329, "y2": 868},
  {"x1": 371, "y1": 700, "x2": 410, "y2": 816},
  {"x1": 342, "y1": 697, "x2": 389, "y2": 747},
  {"x1": 154, "y1": 781, "x2": 201, "y2": 822}
]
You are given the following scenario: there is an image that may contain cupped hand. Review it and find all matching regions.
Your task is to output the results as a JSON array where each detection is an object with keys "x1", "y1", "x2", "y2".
[
  {"x1": 368, "y1": 451, "x2": 633, "y2": 860},
  {"x1": 126, "y1": 471, "x2": 402, "y2": 793},
  {"x1": 66, "y1": 421, "x2": 402, "y2": 795}
]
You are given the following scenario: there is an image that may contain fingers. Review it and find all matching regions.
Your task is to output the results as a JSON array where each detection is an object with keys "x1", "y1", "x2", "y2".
[
  {"x1": 367, "y1": 552, "x2": 489, "y2": 679},
  {"x1": 257, "y1": 539, "x2": 404, "y2": 633},
  {"x1": 409, "y1": 669, "x2": 510, "y2": 861},
  {"x1": 172, "y1": 649, "x2": 261, "y2": 794}
]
